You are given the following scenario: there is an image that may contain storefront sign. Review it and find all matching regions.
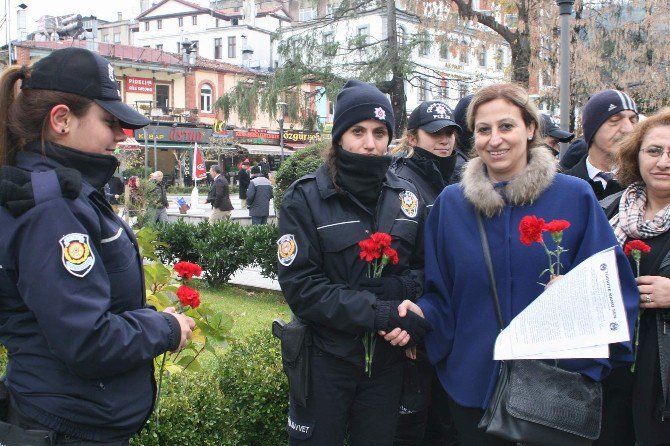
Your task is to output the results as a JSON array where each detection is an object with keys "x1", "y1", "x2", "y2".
[
  {"x1": 283, "y1": 129, "x2": 323, "y2": 145},
  {"x1": 126, "y1": 76, "x2": 155, "y2": 94},
  {"x1": 134, "y1": 126, "x2": 213, "y2": 143},
  {"x1": 234, "y1": 128, "x2": 280, "y2": 145}
]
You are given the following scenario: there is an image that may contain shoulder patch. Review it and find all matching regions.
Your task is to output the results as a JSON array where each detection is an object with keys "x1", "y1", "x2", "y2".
[
  {"x1": 399, "y1": 190, "x2": 419, "y2": 218},
  {"x1": 277, "y1": 234, "x2": 298, "y2": 267},
  {"x1": 60, "y1": 233, "x2": 95, "y2": 277}
]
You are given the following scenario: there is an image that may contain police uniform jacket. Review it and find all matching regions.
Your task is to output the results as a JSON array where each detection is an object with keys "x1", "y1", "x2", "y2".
[
  {"x1": 391, "y1": 151, "x2": 457, "y2": 208},
  {"x1": 0, "y1": 143, "x2": 181, "y2": 442},
  {"x1": 277, "y1": 164, "x2": 425, "y2": 371}
]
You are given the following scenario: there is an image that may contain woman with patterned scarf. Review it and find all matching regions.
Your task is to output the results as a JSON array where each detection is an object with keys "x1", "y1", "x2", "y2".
[{"x1": 604, "y1": 108, "x2": 670, "y2": 446}]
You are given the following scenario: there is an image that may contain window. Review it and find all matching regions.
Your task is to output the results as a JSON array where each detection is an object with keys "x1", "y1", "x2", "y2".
[
  {"x1": 144, "y1": 21, "x2": 149, "y2": 31},
  {"x1": 214, "y1": 38, "x2": 222, "y2": 59},
  {"x1": 496, "y1": 48, "x2": 504, "y2": 70},
  {"x1": 323, "y1": 32, "x2": 336, "y2": 56},
  {"x1": 459, "y1": 83, "x2": 468, "y2": 99},
  {"x1": 478, "y1": 47, "x2": 487, "y2": 67},
  {"x1": 114, "y1": 33, "x2": 121, "y2": 43},
  {"x1": 299, "y1": 7, "x2": 316, "y2": 21},
  {"x1": 156, "y1": 44, "x2": 163, "y2": 50},
  {"x1": 191, "y1": 40, "x2": 199, "y2": 56},
  {"x1": 418, "y1": 32, "x2": 430, "y2": 57},
  {"x1": 356, "y1": 25, "x2": 370, "y2": 47},
  {"x1": 192, "y1": 15, "x2": 197, "y2": 25},
  {"x1": 156, "y1": 85, "x2": 170, "y2": 112},
  {"x1": 215, "y1": 18, "x2": 220, "y2": 27},
  {"x1": 157, "y1": 19, "x2": 162, "y2": 29},
  {"x1": 398, "y1": 26, "x2": 407, "y2": 46},
  {"x1": 459, "y1": 44, "x2": 469, "y2": 64},
  {"x1": 200, "y1": 84, "x2": 213, "y2": 113},
  {"x1": 228, "y1": 36, "x2": 236, "y2": 58},
  {"x1": 178, "y1": 17, "x2": 183, "y2": 27},
  {"x1": 326, "y1": 3, "x2": 335, "y2": 17},
  {"x1": 102, "y1": 34, "x2": 109, "y2": 43},
  {"x1": 439, "y1": 43, "x2": 449, "y2": 59},
  {"x1": 417, "y1": 78, "x2": 428, "y2": 102}
]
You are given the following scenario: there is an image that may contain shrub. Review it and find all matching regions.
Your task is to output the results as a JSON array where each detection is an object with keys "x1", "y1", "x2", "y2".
[
  {"x1": 215, "y1": 331, "x2": 288, "y2": 446},
  {"x1": 154, "y1": 220, "x2": 204, "y2": 265},
  {"x1": 274, "y1": 143, "x2": 326, "y2": 212},
  {"x1": 130, "y1": 330, "x2": 288, "y2": 446},
  {"x1": 194, "y1": 219, "x2": 248, "y2": 286},
  {"x1": 243, "y1": 224, "x2": 279, "y2": 279}
]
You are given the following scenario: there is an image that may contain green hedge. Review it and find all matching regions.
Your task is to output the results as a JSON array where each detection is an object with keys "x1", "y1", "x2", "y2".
[
  {"x1": 154, "y1": 220, "x2": 278, "y2": 285},
  {"x1": 168, "y1": 184, "x2": 239, "y2": 195},
  {"x1": 274, "y1": 143, "x2": 326, "y2": 212},
  {"x1": 131, "y1": 331, "x2": 287, "y2": 446}
]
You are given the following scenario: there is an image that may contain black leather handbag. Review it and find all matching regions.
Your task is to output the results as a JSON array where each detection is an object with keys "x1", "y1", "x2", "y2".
[{"x1": 474, "y1": 212, "x2": 602, "y2": 446}]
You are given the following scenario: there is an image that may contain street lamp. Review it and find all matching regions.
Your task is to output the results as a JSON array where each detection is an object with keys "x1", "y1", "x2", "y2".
[
  {"x1": 557, "y1": 0, "x2": 575, "y2": 159},
  {"x1": 277, "y1": 101, "x2": 287, "y2": 163}
]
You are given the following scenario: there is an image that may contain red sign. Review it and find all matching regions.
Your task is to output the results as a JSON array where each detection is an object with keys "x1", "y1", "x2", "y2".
[
  {"x1": 193, "y1": 143, "x2": 207, "y2": 181},
  {"x1": 126, "y1": 76, "x2": 154, "y2": 94}
]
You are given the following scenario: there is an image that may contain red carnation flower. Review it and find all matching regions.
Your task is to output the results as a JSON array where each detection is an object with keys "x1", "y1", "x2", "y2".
[
  {"x1": 624, "y1": 240, "x2": 651, "y2": 257},
  {"x1": 174, "y1": 261, "x2": 202, "y2": 280},
  {"x1": 358, "y1": 239, "x2": 383, "y2": 262},
  {"x1": 519, "y1": 215, "x2": 545, "y2": 246},
  {"x1": 544, "y1": 220, "x2": 571, "y2": 233},
  {"x1": 382, "y1": 246, "x2": 399, "y2": 265},
  {"x1": 177, "y1": 284, "x2": 201, "y2": 309},
  {"x1": 370, "y1": 232, "x2": 392, "y2": 249}
]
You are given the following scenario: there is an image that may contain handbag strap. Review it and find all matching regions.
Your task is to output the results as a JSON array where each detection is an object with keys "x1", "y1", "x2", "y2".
[{"x1": 475, "y1": 211, "x2": 505, "y2": 331}]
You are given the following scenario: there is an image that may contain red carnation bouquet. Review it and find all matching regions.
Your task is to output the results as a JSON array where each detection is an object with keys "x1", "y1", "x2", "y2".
[
  {"x1": 174, "y1": 261, "x2": 203, "y2": 310},
  {"x1": 358, "y1": 232, "x2": 399, "y2": 377},
  {"x1": 624, "y1": 240, "x2": 651, "y2": 372},
  {"x1": 519, "y1": 215, "x2": 571, "y2": 280}
]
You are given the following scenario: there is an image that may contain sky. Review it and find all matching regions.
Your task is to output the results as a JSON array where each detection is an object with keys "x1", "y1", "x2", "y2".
[{"x1": 2, "y1": 0, "x2": 141, "y2": 44}]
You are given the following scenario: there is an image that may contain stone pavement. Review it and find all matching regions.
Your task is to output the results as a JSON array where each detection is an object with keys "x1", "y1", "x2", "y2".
[{"x1": 228, "y1": 265, "x2": 282, "y2": 292}]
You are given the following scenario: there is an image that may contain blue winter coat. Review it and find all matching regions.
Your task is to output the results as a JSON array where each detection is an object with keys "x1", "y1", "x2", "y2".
[{"x1": 418, "y1": 148, "x2": 639, "y2": 409}]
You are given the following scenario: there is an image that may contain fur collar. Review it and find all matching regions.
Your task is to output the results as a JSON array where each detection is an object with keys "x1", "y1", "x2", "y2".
[{"x1": 461, "y1": 147, "x2": 557, "y2": 218}]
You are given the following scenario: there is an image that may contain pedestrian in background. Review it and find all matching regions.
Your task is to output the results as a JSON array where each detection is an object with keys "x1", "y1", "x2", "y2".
[
  {"x1": 206, "y1": 164, "x2": 233, "y2": 223},
  {"x1": 564, "y1": 89, "x2": 639, "y2": 200},
  {"x1": 259, "y1": 156, "x2": 270, "y2": 178},
  {"x1": 246, "y1": 165, "x2": 273, "y2": 225},
  {"x1": 238, "y1": 161, "x2": 251, "y2": 208},
  {"x1": 150, "y1": 170, "x2": 169, "y2": 223},
  {"x1": 0, "y1": 47, "x2": 194, "y2": 445}
]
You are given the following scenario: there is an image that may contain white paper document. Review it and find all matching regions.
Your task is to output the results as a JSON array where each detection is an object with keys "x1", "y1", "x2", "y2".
[{"x1": 493, "y1": 247, "x2": 630, "y2": 360}]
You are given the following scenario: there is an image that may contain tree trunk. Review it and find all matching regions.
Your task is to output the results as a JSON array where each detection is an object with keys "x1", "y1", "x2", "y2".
[
  {"x1": 510, "y1": 34, "x2": 531, "y2": 87},
  {"x1": 386, "y1": 0, "x2": 406, "y2": 136}
]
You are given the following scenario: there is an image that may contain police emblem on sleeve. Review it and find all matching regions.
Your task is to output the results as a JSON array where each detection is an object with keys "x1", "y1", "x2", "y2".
[
  {"x1": 60, "y1": 233, "x2": 95, "y2": 278},
  {"x1": 399, "y1": 191, "x2": 419, "y2": 218},
  {"x1": 277, "y1": 234, "x2": 298, "y2": 267}
]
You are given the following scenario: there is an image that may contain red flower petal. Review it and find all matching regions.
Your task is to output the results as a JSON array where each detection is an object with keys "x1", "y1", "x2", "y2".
[
  {"x1": 624, "y1": 240, "x2": 651, "y2": 256},
  {"x1": 544, "y1": 220, "x2": 571, "y2": 233},
  {"x1": 177, "y1": 284, "x2": 201, "y2": 309},
  {"x1": 519, "y1": 215, "x2": 545, "y2": 246}
]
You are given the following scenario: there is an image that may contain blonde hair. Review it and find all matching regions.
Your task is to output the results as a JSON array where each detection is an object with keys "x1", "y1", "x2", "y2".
[
  {"x1": 616, "y1": 107, "x2": 670, "y2": 187},
  {"x1": 391, "y1": 128, "x2": 419, "y2": 157}
]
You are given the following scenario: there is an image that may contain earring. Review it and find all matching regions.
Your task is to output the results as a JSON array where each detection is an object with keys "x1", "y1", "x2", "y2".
[
  {"x1": 528, "y1": 136, "x2": 533, "y2": 141},
  {"x1": 61, "y1": 128, "x2": 65, "y2": 133}
]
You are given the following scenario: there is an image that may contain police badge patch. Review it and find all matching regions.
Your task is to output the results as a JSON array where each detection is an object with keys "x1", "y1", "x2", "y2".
[
  {"x1": 277, "y1": 234, "x2": 298, "y2": 267},
  {"x1": 399, "y1": 191, "x2": 419, "y2": 218},
  {"x1": 60, "y1": 233, "x2": 95, "y2": 278}
]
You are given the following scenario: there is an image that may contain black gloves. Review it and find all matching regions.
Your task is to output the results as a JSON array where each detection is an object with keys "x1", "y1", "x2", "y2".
[
  {"x1": 373, "y1": 300, "x2": 433, "y2": 347},
  {"x1": 358, "y1": 276, "x2": 406, "y2": 301}
]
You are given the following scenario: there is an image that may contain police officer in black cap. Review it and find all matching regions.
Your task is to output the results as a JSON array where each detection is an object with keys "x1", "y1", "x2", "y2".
[
  {"x1": 540, "y1": 113, "x2": 575, "y2": 156},
  {"x1": 277, "y1": 79, "x2": 432, "y2": 445},
  {"x1": 0, "y1": 47, "x2": 195, "y2": 444}
]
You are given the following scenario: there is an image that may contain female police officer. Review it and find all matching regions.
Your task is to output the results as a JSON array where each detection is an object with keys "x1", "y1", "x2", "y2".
[
  {"x1": 0, "y1": 47, "x2": 195, "y2": 444},
  {"x1": 277, "y1": 80, "x2": 432, "y2": 445}
]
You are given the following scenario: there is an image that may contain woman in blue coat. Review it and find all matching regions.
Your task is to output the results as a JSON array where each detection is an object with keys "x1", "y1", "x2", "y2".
[
  {"x1": 396, "y1": 83, "x2": 639, "y2": 445},
  {"x1": 0, "y1": 48, "x2": 195, "y2": 444}
]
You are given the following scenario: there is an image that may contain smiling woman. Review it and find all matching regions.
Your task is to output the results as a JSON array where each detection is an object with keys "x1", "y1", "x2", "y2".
[
  {"x1": 604, "y1": 108, "x2": 670, "y2": 445},
  {"x1": 0, "y1": 47, "x2": 196, "y2": 444}
]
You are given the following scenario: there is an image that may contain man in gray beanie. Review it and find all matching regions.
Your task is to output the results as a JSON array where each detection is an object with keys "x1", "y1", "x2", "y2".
[
  {"x1": 564, "y1": 89, "x2": 639, "y2": 200},
  {"x1": 276, "y1": 79, "x2": 431, "y2": 445}
]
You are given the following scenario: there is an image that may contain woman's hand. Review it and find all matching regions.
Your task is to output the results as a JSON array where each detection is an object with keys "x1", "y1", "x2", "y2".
[
  {"x1": 164, "y1": 307, "x2": 196, "y2": 351},
  {"x1": 637, "y1": 275, "x2": 670, "y2": 309},
  {"x1": 377, "y1": 300, "x2": 427, "y2": 347}
]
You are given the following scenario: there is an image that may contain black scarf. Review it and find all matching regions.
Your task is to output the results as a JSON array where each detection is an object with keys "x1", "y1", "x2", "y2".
[
  {"x1": 335, "y1": 146, "x2": 391, "y2": 207},
  {"x1": 25, "y1": 141, "x2": 119, "y2": 190},
  {"x1": 412, "y1": 147, "x2": 457, "y2": 184}
]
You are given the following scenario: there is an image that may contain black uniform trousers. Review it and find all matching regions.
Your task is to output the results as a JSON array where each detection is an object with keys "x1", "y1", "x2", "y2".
[
  {"x1": 446, "y1": 396, "x2": 515, "y2": 446},
  {"x1": 288, "y1": 348, "x2": 403, "y2": 446}
]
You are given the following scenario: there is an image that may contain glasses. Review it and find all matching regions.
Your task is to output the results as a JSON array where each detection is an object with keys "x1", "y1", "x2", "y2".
[{"x1": 640, "y1": 146, "x2": 670, "y2": 158}]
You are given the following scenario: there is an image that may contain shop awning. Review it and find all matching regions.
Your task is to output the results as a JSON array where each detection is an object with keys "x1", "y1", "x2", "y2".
[
  {"x1": 237, "y1": 144, "x2": 295, "y2": 155},
  {"x1": 117, "y1": 137, "x2": 142, "y2": 150}
]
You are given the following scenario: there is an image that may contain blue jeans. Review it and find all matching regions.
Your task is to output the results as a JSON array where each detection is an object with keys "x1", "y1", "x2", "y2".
[{"x1": 251, "y1": 216, "x2": 268, "y2": 225}]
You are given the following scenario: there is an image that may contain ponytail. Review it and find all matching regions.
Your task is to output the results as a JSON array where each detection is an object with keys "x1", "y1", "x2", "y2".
[
  {"x1": 0, "y1": 65, "x2": 28, "y2": 166},
  {"x1": 391, "y1": 128, "x2": 419, "y2": 158}
]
